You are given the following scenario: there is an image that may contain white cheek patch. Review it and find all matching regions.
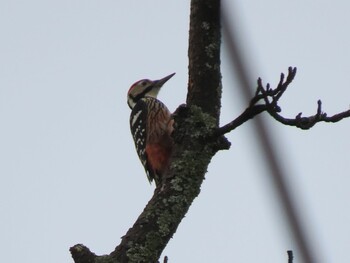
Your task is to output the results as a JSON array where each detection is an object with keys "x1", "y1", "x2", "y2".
[{"x1": 147, "y1": 88, "x2": 160, "y2": 98}]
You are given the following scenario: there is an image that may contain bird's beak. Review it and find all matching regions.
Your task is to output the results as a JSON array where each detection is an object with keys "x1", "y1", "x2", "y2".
[{"x1": 154, "y1": 73, "x2": 176, "y2": 87}]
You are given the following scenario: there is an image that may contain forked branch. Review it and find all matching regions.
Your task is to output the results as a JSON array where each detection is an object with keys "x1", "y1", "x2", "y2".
[{"x1": 217, "y1": 67, "x2": 350, "y2": 136}]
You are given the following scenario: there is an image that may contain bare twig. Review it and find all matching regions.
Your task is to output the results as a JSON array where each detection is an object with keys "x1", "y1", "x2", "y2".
[
  {"x1": 268, "y1": 99, "x2": 350, "y2": 130},
  {"x1": 215, "y1": 105, "x2": 267, "y2": 136},
  {"x1": 217, "y1": 66, "x2": 350, "y2": 135},
  {"x1": 288, "y1": 250, "x2": 294, "y2": 263},
  {"x1": 250, "y1": 67, "x2": 297, "y2": 107},
  {"x1": 216, "y1": 67, "x2": 296, "y2": 135}
]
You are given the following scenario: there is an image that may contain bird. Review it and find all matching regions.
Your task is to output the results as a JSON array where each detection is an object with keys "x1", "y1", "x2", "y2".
[{"x1": 127, "y1": 73, "x2": 175, "y2": 186}]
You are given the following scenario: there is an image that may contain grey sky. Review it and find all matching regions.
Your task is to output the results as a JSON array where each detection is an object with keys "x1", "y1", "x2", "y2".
[{"x1": 1, "y1": 1, "x2": 349, "y2": 262}]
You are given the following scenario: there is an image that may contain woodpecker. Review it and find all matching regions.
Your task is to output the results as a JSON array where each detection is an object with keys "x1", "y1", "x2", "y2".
[{"x1": 127, "y1": 73, "x2": 175, "y2": 186}]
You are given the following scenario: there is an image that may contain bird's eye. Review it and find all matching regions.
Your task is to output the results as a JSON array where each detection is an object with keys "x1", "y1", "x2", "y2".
[{"x1": 141, "y1": 81, "x2": 147, "y2": 86}]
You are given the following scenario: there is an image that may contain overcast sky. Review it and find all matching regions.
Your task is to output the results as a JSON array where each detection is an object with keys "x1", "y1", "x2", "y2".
[{"x1": 1, "y1": 1, "x2": 349, "y2": 263}]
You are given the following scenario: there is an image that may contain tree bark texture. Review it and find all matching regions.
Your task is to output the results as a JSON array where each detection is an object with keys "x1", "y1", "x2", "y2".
[
  {"x1": 70, "y1": 0, "x2": 350, "y2": 262},
  {"x1": 71, "y1": 0, "x2": 223, "y2": 262},
  {"x1": 187, "y1": 0, "x2": 222, "y2": 122}
]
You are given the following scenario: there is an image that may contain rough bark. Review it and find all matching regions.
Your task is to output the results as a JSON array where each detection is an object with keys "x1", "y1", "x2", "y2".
[
  {"x1": 187, "y1": 0, "x2": 222, "y2": 122},
  {"x1": 70, "y1": 0, "x2": 350, "y2": 262},
  {"x1": 71, "y1": 0, "x2": 223, "y2": 262}
]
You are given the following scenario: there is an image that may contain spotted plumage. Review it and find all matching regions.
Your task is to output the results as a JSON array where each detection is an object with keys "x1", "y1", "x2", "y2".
[{"x1": 127, "y1": 73, "x2": 175, "y2": 186}]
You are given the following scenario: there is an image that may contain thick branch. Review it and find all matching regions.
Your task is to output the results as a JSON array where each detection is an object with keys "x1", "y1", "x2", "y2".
[
  {"x1": 70, "y1": 1, "x2": 223, "y2": 262},
  {"x1": 70, "y1": 105, "x2": 220, "y2": 263},
  {"x1": 187, "y1": 0, "x2": 222, "y2": 122}
]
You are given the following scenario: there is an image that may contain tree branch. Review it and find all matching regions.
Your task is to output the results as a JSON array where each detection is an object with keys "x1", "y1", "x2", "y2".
[
  {"x1": 70, "y1": 244, "x2": 97, "y2": 263},
  {"x1": 70, "y1": 1, "x2": 349, "y2": 261},
  {"x1": 187, "y1": 0, "x2": 222, "y2": 122},
  {"x1": 268, "y1": 99, "x2": 350, "y2": 130},
  {"x1": 217, "y1": 66, "x2": 350, "y2": 135},
  {"x1": 70, "y1": 1, "x2": 223, "y2": 262},
  {"x1": 215, "y1": 104, "x2": 267, "y2": 136}
]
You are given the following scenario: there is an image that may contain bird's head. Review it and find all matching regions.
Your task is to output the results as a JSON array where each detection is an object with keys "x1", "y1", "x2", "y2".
[{"x1": 127, "y1": 73, "x2": 175, "y2": 109}]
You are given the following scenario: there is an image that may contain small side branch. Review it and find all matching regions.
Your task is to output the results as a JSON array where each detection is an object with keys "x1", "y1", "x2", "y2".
[
  {"x1": 70, "y1": 244, "x2": 97, "y2": 263},
  {"x1": 268, "y1": 99, "x2": 350, "y2": 130},
  {"x1": 217, "y1": 67, "x2": 350, "y2": 135},
  {"x1": 216, "y1": 104, "x2": 267, "y2": 136}
]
